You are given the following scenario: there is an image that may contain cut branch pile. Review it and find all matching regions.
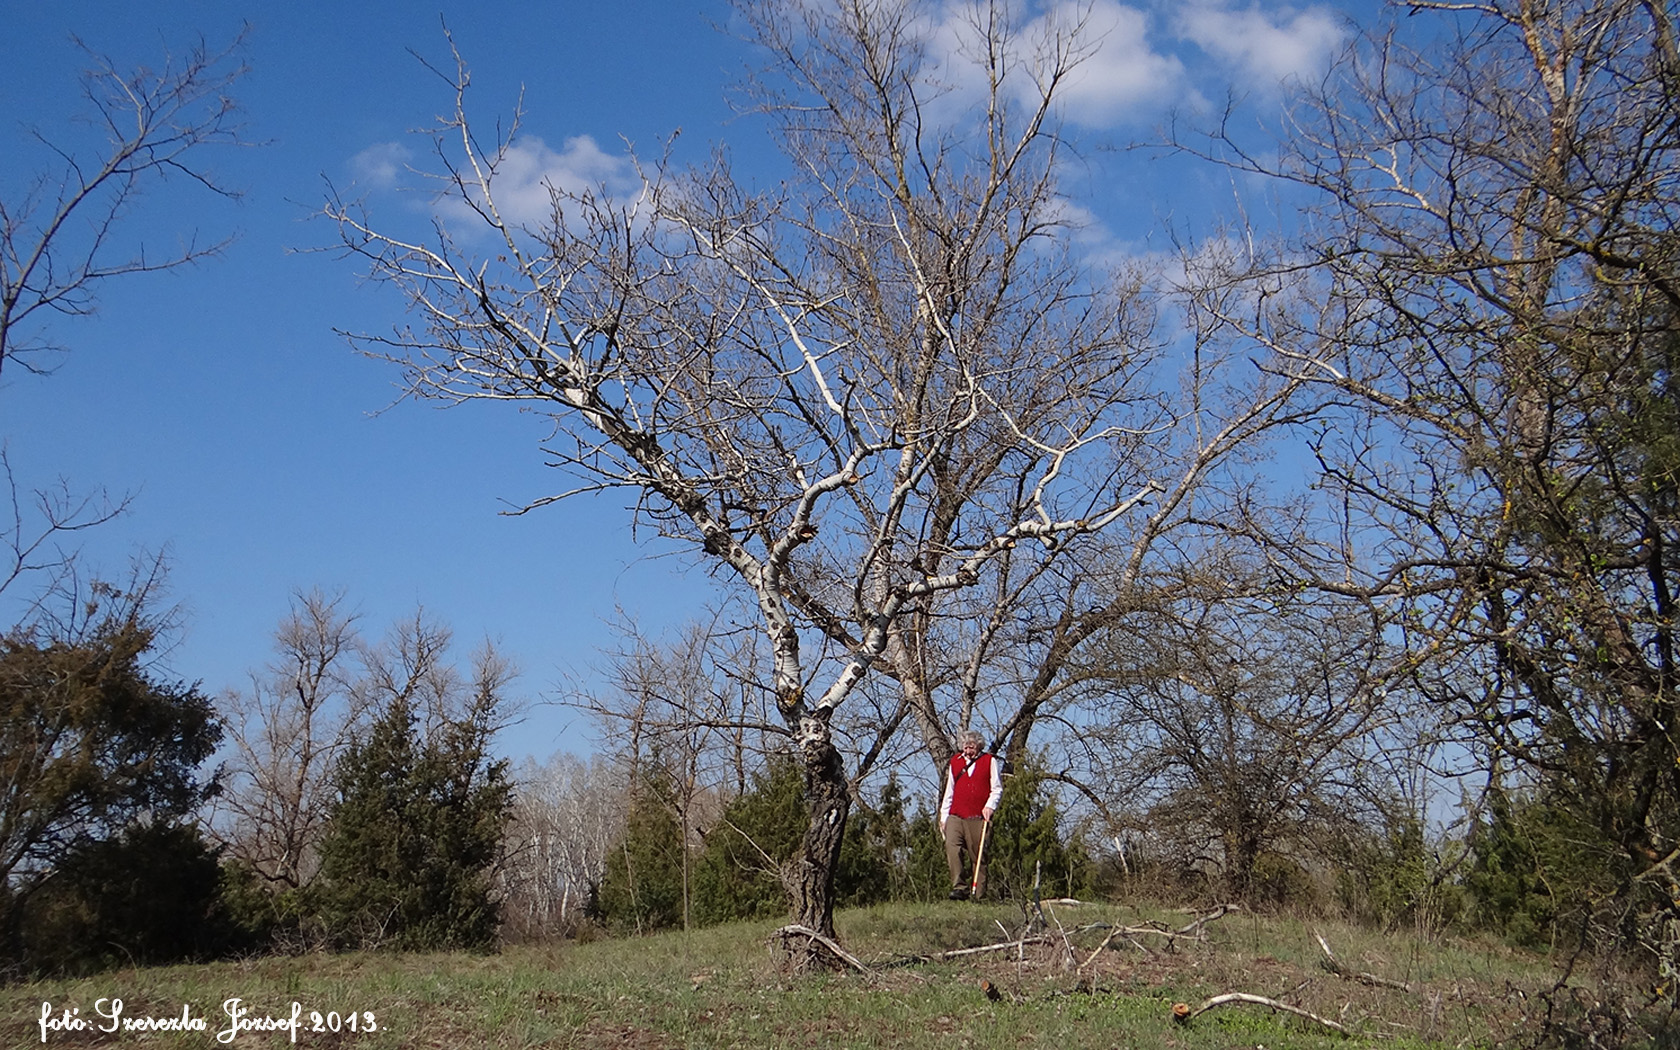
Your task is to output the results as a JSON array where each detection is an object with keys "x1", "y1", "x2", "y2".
[
  {"x1": 925, "y1": 902, "x2": 1246, "y2": 968},
  {"x1": 908, "y1": 909, "x2": 1441, "y2": 1041}
]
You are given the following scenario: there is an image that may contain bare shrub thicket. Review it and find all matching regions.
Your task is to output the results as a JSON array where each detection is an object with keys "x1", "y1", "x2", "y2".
[{"x1": 216, "y1": 592, "x2": 520, "y2": 896}]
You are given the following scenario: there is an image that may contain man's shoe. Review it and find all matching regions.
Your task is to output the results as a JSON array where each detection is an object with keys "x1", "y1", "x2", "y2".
[{"x1": 948, "y1": 886, "x2": 970, "y2": 900}]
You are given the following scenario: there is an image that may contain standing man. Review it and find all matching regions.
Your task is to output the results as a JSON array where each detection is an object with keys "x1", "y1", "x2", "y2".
[{"x1": 940, "y1": 730, "x2": 1003, "y2": 900}]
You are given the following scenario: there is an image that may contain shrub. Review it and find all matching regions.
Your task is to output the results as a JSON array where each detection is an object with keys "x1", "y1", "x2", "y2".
[
  {"x1": 313, "y1": 693, "x2": 512, "y2": 951},
  {"x1": 594, "y1": 778, "x2": 688, "y2": 934},
  {"x1": 689, "y1": 758, "x2": 901, "y2": 925},
  {"x1": 1463, "y1": 788, "x2": 1617, "y2": 949},
  {"x1": 18, "y1": 821, "x2": 232, "y2": 974},
  {"x1": 1330, "y1": 816, "x2": 1467, "y2": 935},
  {"x1": 691, "y1": 760, "x2": 807, "y2": 926},
  {"x1": 1248, "y1": 852, "x2": 1321, "y2": 913}
]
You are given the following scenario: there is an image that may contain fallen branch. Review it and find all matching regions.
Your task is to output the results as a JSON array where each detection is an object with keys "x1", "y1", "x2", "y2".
[
  {"x1": 950, "y1": 906, "x2": 1239, "y2": 968},
  {"x1": 1175, "y1": 903, "x2": 1240, "y2": 936},
  {"x1": 1073, "y1": 906, "x2": 1236, "y2": 963},
  {"x1": 1077, "y1": 927, "x2": 1127, "y2": 973},
  {"x1": 939, "y1": 934, "x2": 1057, "y2": 959},
  {"x1": 1314, "y1": 930, "x2": 1413, "y2": 992},
  {"x1": 1173, "y1": 993, "x2": 1350, "y2": 1036},
  {"x1": 773, "y1": 925, "x2": 874, "y2": 976}
]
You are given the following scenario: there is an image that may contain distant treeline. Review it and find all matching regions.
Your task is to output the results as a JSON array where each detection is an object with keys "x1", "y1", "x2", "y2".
[{"x1": 0, "y1": 592, "x2": 1607, "y2": 975}]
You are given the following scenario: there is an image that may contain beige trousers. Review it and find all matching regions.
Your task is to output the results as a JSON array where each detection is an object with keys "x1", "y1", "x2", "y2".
[{"x1": 943, "y1": 815, "x2": 988, "y2": 895}]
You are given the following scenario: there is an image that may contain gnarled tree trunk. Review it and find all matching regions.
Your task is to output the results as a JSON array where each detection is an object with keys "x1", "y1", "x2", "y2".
[{"x1": 787, "y1": 725, "x2": 850, "y2": 955}]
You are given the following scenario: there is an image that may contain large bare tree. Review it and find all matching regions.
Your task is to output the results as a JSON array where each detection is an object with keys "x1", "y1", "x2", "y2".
[
  {"x1": 1178, "y1": 0, "x2": 1678, "y2": 997},
  {"x1": 874, "y1": 255, "x2": 1324, "y2": 800},
  {"x1": 328, "y1": 0, "x2": 1197, "y2": 954}
]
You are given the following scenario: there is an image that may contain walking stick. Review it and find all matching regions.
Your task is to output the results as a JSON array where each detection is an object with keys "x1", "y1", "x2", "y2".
[{"x1": 969, "y1": 817, "x2": 991, "y2": 897}]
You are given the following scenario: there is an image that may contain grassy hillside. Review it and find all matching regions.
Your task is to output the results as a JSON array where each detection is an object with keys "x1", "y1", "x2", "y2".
[{"x1": 3, "y1": 900, "x2": 1575, "y2": 1048}]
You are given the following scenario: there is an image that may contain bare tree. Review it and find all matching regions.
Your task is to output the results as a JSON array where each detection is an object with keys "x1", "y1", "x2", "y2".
[
  {"x1": 1, "y1": 32, "x2": 246, "y2": 619},
  {"x1": 1176, "y1": 0, "x2": 1678, "y2": 997},
  {"x1": 586, "y1": 612, "x2": 777, "y2": 792},
  {"x1": 217, "y1": 592, "x2": 520, "y2": 893},
  {"x1": 500, "y1": 751, "x2": 628, "y2": 940},
  {"x1": 1, "y1": 32, "x2": 247, "y2": 380},
  {"x1": 1080, "y1": 566, "x2": 1410, "y2": 899},
  {"x1": 328, "y1": 0, "x2": 1199, "y2": 955},
  {"x1": 0, "y1": 446, "x2": 128, "y2": 611},
  {"x1": 215, "y1": 590, "x2": 368, "y2": 888},
  {"x1": 876, "y1": 270, "x2": 1324, "y2": 799},
  {"x1": 574, "y1": 611, "x2": 790, "y2": 927}
]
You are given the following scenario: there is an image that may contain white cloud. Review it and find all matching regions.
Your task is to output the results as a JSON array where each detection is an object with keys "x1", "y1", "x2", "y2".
[
  {"x1": 1040, "y1": 190, "x2": 1186, "y2": 281},
  {"x1": 1035, "y1": 0, "x2": 1196, "y2": 126},
  {"x1": 915, "y1": 0, "x2": 1195, "y2": 131},
  {"x1": 350, "y1": 134, "x2": 640, "y2": 233},
  {"x1": 1175, "y1": 1, "x2": 1348, "y2": 89},
  {"x1": 460, "y1": 135, "x2": 641, "y2": 228},
  {"x1": 913, "y1": 1, "x2": 1347, "y2": 128},
  {"x1": 350, "y1": 142, "x2": 412, "y2": 189}
]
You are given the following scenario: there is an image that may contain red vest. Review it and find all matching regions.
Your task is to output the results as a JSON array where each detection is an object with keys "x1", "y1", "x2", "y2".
[{"x1": 948, "y1": 753, "x2": 993, "y2": 819}]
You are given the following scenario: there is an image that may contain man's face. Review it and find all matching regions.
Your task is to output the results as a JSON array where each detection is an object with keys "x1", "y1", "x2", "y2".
[{"x1": 962, "y1": 739, "x2": 980, "y2": 759}]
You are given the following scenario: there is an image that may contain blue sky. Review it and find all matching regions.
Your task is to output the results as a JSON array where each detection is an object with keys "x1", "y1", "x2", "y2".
[{"x1": 1, "y1": 0, "x2": 1361, "y2": 762}]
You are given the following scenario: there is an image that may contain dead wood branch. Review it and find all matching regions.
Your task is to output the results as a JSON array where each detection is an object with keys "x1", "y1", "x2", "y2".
[
  {"x1": 774, "y1": 925, "x2": 874, "y2": 976},
  {"x1": 1345, "y1": 969, "x2": 1413, "y2": 992},
  {"x1": 1046, "y1": 910, "x2": 1077, "y2": 970},
  {"x1": 1077, "y1": 927, "x2": 1125, "y2": 973},
  {"x1": 1176, "y1": 903, "x2": 1240, "y2": 935},
  {"x1": 939, "y1": 934, "x2": 1057, "y2": 959},
  {"x1": 1073, "y1": 904, "x2": 1237, "y2": 964},
  {"x1": 1174, "y1": 993, "x2": 1350, "y2": 1036},
  {"x1": 1314, "y1": 929, "x2": 1414, "y2": 992}
]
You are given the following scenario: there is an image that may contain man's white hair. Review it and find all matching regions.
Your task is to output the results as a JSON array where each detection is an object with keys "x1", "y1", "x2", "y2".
[{"x1": 958, "y1": 729, "x2": 984, "y2": 747}]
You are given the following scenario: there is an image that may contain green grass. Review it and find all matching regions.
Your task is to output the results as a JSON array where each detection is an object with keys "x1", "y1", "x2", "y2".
[{"x1": 0, "y1": 900, "x2": 1578, "y2": 1048}]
